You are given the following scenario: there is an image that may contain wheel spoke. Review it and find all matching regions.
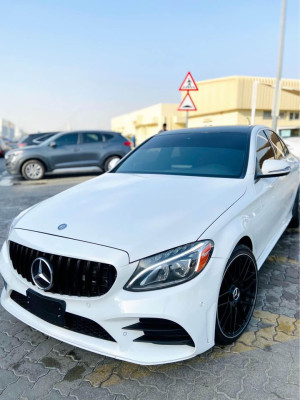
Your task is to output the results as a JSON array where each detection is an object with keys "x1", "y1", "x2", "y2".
[
  {"x1": 219, "y1": 290, "x2": 231, "y2": 299},
  {"x1": 218, "y1": 299, "x2": 230, "y2": 307}
]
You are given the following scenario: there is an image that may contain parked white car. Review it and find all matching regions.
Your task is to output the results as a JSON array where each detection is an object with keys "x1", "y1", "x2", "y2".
[{"x1": 0, "y1": 125, "x2": 299, "y2": 365}]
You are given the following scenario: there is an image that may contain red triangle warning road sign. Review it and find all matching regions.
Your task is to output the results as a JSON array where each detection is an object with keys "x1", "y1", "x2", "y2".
[
  {"x1": 178, "y1": 93, "x2": 197, "y2": 111},
  {"x1": 179, "y1": 72, "x2": 198, "y2": 91}
]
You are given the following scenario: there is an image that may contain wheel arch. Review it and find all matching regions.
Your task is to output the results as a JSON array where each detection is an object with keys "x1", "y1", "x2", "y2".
[
  {"x1": 236, "y1": 236, "x2": 253, "y2": 251},
  {"x1": 20, "y1": 157, "x2": 49, "y2": 174}
]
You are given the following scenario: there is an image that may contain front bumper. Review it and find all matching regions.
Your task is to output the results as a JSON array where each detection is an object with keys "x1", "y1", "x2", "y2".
[
  {"x1": 5, "y1": 158, "x2": 21, "y2": 175},
  {"x1": 0, "y1": 229, "x2": 226, "y2": 365}
]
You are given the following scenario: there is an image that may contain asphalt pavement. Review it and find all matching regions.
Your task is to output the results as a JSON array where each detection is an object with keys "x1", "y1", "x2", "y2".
[{"x1": 0, "y1": 168, "x2": 299, "y2": 400}]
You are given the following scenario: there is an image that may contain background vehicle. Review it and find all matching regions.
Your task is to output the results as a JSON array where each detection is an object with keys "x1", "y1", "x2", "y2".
[
  {"x1": 0, "y1": 137, "x2": 15, "y2": 156},
  {"x1": 17, "y1": 132, "x2": 59, "y2": 148},
  {"x1": 6, "y1": 130, "x2": 132, "y2": 180}
]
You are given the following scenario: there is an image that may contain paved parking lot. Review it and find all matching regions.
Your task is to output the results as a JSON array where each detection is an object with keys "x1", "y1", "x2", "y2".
[{"x1": 0, "y1": 159, "x2": 299, "y2": 400}]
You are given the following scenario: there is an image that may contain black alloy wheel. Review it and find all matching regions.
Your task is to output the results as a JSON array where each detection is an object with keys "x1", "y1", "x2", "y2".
[{"x1": 215, "y1": 244, "x2": 258, "y2": 345}]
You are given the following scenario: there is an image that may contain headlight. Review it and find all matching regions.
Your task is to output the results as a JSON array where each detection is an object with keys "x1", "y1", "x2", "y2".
[
  {"x1": 5, "y1": 150, "x2": 22, "y2": 160},
  {"x1": 124, "y1": 240, "x2": 214, "y2": 291}
]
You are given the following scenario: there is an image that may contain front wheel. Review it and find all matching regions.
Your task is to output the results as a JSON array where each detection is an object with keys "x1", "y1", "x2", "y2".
[
  {"x1": 21, "y1": 160, "x2": 45, "y2": 180},
  {"x1": 215, "y1": 245, "x2": 258, "y2": 345}
]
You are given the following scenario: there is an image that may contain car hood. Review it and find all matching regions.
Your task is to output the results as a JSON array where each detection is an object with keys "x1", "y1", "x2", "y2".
[{"x1": 15, "y1": 173, "x2": 246, "y2": 262}]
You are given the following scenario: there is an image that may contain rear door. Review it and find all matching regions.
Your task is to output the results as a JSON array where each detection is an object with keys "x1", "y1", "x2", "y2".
[
  {"x1": 78, "y1": 132, "x2": 105, "y2": 166},
  {"x1": 48, "y1": 132, "x2": 81, "y2": 169}
]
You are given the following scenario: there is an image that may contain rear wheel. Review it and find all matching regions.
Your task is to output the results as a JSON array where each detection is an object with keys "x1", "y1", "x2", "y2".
[
  {"x1": 21, "y1": 160, "x2": 45, "y2": 180},
  {"x1": 104, "y1": 156, "x2": 121, "y2": 172},
  {"x1": 215, "y1": 245, "x2": 258, "y2": 345},
  {"x1": 289, "y1": 188, "x2": 299, "y2": 228}
]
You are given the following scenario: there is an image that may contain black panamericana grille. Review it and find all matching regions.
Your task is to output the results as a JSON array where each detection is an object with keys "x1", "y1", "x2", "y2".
[
  {"x1": 9, "y1": 241, "x2": 117, "y2": 297},
  {"x1": 10, "y1": 290, "x2": 115, "y2": 341},
  {"x1": 123, "y1": 318, "x2": 195, "y2": 347}
]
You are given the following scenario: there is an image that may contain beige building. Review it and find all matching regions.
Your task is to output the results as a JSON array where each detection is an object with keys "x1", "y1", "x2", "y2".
[
  {"x1": 111, "y1": 103, "x2": 185, "y2": 145},
  {"x1": 111, "y1": 76, "x2": 300, "y2": 145}
]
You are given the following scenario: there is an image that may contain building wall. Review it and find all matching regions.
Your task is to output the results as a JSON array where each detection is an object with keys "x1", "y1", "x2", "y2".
[
  {"x1": 188, "y1": 76, "x2": 300, "y2": 129},
  {"x1": 111, "y1": 76, "x2": 300, "y2": 144},
  {"x1": 111, "y1": 103, "x2": 185, "y2": 145}
]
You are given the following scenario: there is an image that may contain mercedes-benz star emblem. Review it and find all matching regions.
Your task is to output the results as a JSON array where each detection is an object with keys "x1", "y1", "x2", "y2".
[
  {"x1": 58, "y1": 224, "x2": 67, "y2": 230},
  {"x1": 232, "y1": 287, "x2": 240, "y2": 302},
  {"x1": 31, "y1": 257, "x2": 53, "y2": 291}
]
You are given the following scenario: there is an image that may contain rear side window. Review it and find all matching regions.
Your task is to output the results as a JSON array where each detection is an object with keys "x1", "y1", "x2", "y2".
[
  {"x1": 256, "y1": 131, "x2": 275, "y2": 171},
  {"x1": 265, "y1": 130, "x2": 285, "y2": 159},
  {"x1": 102, "y1": 133, "x2": 114, "y2": 141},
  {"x1": 55, "y1": 133, "x2": 78, "y2": 146},
  {"x1": 82, "y1": 132, "x2": 103, "y2": 143}
]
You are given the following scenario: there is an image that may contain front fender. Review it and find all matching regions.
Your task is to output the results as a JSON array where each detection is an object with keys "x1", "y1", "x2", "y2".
[
  {"x1": 18, "y1": 154, "x2": 52, "y2": 173},
  {"x1": 199, "y1": 192, "x2": 257, "y2": 262}
]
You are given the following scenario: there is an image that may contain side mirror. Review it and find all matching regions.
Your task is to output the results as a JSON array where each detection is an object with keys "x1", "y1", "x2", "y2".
[
  {"x1": 257, "y1": 159, "x2": 291, "y2": 178},
  {"x1": 49, "y1": 141, "x2": 56, "y2": 148}
]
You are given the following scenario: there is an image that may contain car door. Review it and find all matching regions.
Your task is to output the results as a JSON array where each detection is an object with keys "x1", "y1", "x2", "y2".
[
  {"x1": 253, "y1": 130, "x2": 279, "y2": 255},
  {"x1": 78, "y1": 132, "x2": 104, "y2": 166},
  {"x1": 264, "y1": 129, "x2": 299, "y2": 227},
  {"x1": 48, "y1": 132, "x2": 81, "y2": 169}
]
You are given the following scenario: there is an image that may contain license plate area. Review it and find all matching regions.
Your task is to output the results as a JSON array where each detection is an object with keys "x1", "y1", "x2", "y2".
[{"x1": 27, "y1": 289, "x2": 66, "y2": 327}]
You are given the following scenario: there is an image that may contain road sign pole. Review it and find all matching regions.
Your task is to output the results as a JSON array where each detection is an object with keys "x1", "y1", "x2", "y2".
[{"x1": 185, "y1": 111, "x2": 189, "y2": 128}]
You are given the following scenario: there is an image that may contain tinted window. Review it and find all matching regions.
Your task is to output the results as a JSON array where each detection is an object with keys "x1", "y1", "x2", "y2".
[
  {"x1": 256, "y1": 131, "x2": 275, "y2": 171},
  {"x1": 34, "y1": 133, "x2": 55, "y2": 144},
  {"x1": 82, "y1": 132, "x2": 103, "y2": 143},
  {"x1": 265, "y1": 130, "x2": 285, "y2": 159},
  {"x1": 114, "y1": 131, "x2": 250, "y2": 178},
  {"x1": 55, "y1": 133, "x2": 78, "y2": 146},
  {"x1": 103, "y1": 133, "x2": 114, "y2": 141}
]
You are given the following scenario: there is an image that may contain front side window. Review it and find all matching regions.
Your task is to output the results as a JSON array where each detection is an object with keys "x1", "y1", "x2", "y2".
[
  {"x1": 256, "y1": 131, "x2": 275, "y2": 172},
  {"x1": 265, "y1": 130, "x2": 285, "y2": 159},
  {"x1": 55, "y1": 133, "x2": 78, "y2": 146},
  {"x1": 114, "y1": 131, "x2": 250, "y2": 179}
]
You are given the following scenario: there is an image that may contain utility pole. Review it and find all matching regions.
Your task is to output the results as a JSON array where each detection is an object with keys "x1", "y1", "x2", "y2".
[
  {"x1": 272, "y1": 0, "x2": 287, "y2": 132},
  {"x1": 251, "y1": 81, "x2": 259, "y2": 125}
]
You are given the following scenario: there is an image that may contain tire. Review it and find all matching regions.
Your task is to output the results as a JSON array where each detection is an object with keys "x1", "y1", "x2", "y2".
[
  {"x1": 103, "y1": 156, "x2": 121, "y2": 172},
  {"x1": 289, "y1": 188, "x2": 299, "y2": 228},
  {"x1": 215, "y1": 244, "x2": 258, "y2": 345},
  {"x1": 21, "y1": 159, "x2": 45, "y2": 180}
]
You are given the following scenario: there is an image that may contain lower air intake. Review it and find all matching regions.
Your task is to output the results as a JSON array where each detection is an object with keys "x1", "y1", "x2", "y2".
[{"x1": 123, "y1": 318, "x2": 194, "y2": 346}]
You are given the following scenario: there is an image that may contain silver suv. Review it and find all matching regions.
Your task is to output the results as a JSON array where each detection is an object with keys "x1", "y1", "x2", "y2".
[{"x1": 5, "y1": 130, "x2": 132, "y2": 180}]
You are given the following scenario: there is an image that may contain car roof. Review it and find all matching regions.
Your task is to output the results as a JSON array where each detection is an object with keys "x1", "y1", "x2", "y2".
[
  {"x1": 58, "y1": 130, "x2": 121, "y2": 135},
  {"x1": 158, "y1": 125, "x2": 254, "y2": 136}
]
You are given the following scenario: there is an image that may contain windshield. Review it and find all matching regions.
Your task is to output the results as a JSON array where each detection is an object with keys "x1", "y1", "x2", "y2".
[{"x1": 114, "y1": 131, "x2": 250, "y2": 178}]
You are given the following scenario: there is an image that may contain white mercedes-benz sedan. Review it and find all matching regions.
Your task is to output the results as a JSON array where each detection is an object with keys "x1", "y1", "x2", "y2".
[{"x1": 0, "y1": 125, "x2": 299, "y2": 365}]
